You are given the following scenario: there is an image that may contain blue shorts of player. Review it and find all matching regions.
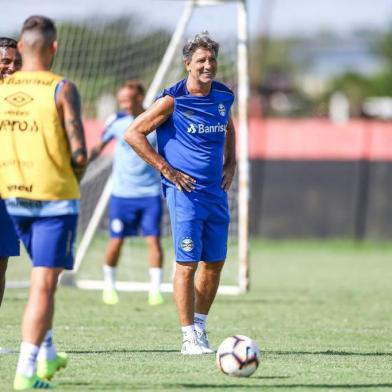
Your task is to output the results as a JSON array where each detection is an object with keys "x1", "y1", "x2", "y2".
[
  {"x1": 0, "y1": 199, "x2": 20, "y2": 257},
  {"x1": 165, "y1": 187, "x2": 229, "y2": 263},
  {"x1": 109, "y1": 195, "x2": 162, "y2": 238},
  {"x1": 10, "y1": 215, "x2": 78, "y2": 270}
]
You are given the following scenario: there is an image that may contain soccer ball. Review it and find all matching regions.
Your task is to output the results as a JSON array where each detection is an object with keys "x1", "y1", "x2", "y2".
[{"x1": 216, "y1": 335, "x2": 261, "y2": 377}]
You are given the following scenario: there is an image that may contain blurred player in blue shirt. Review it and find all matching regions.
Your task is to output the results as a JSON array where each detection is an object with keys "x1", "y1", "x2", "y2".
[
  {"x1": 125, "y1": 33, "x2": 236, "y2": 354},
  {"x1": 90, "y1": 81, "x2": 164, "y2": 306}
]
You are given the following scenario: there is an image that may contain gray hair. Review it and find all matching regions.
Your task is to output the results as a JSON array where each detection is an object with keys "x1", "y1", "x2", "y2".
[{"x1": 182, "y1": 31, "x2": 219, "y2": 62}]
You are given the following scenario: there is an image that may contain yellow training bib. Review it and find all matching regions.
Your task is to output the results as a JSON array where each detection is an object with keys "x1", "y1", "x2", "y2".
[{"x1": 0, "y1": 71, "x2": 80, "y2": 200}]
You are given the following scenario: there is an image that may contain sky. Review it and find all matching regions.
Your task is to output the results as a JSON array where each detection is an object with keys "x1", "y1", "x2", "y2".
[{"x1": 2, "y1": 0, "x2": 392, "y2": 39}]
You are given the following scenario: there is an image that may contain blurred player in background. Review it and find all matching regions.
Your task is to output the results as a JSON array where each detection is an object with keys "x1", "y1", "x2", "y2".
[
  {"x1": 90, "y1": 81, "x2": 164, "y2": 306},
  {"x1": 0, "y1": 37, "x2": 22, "y2": 309},
  {"x1": 0, "y1": 16, "x2": 87, "y2": 389},
  {"x1": 125, "y1": 32, "x2": 236, "y2": 355}
]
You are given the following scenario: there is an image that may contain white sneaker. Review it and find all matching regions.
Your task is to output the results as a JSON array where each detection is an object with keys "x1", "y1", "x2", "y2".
[
  {"x1": 181, "y1": 338, "x2": 204, "y2": 355},
  {"x1": 195, "y1": 329, "x2": 214, "y2": 354}
]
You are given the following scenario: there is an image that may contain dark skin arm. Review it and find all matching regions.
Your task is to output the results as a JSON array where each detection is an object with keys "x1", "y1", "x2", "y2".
[
  {"x1": 89, "y1": 139, "x2": 109, "y2": 163},
  {"x1": 222, "y1": 114, "x2": 236, "y2": 191},
  {"x1": 57, "y1": 81, "x2": 88, "y2": 182},
  {"x1": 124, "y1": 95, "x2": 196, "y2": 192}
]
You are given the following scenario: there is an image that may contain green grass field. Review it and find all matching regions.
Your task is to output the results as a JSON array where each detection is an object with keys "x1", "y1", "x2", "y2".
[{"x1": 1, "y1": 239, "x2": 392, "y2": 391}]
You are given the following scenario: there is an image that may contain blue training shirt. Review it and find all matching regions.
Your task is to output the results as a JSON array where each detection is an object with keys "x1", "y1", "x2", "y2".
[
  {"x1": 102, "y1": 113, "x2": 161, "y2": 198},
  {"x1": 156, "y1": 78, "x2": 235, "y2": 202}
]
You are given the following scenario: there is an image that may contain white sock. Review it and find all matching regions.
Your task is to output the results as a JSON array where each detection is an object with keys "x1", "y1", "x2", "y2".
[
  {"x1": 103, "y1": 265, "x2": 116, "y2": 289},
  {"x1": 149, "y1": 267, "x2": 163, "y2": 294},
  {"x1": 37, "y1": 329, "x2": 57, "y2": 361},
  {"x1": 194, "y1": 313, "x2": 208, "y2": 332},
  {"x1": 181, "y1": 325, "x2": 196, "y2": 341},
  {"x1": 16, "y1": 342, "x2": 39, "y2": 377}
]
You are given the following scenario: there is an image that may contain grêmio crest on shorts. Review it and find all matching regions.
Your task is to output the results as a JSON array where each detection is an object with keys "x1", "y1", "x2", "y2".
[{"x1": 156, "y1": 78, "x2": 235, "y2": 202}]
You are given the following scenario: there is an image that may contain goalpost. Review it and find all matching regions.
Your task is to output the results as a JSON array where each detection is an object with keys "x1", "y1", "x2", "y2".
[{"x1": 60, "y1": 0, "x2": 250, "y2": 295}]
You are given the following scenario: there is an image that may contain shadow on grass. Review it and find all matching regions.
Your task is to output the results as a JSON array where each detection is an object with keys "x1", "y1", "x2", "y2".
[
  {"x1": 67, "y1": 348, "x2": 392, "y2": 357},
  {"x1": 67, "y1": 349, "x2": 178, "y2": 354},
  {"x1": 171, "y1": 383, "x2": 392, "y2": 389},
  {"x1": 268, "y1": 350, "x2": 392, "y2": 357},
  {"x1": 62, "y1": 382, "x2": 392, "y2": 390},
  {"x1": 252, "y1": 376, "x2": 290, "y2": 380},
  {"x1": 216, "y1": 297, "x2": 325, "y2": 305}
]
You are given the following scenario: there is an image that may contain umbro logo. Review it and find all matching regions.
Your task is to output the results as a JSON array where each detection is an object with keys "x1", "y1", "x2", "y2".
[{"x1": 4, "y1": 92, "x2": 33, "y2": 108}]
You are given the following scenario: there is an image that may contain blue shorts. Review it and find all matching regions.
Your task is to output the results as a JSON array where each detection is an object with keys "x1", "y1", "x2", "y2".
[
  {"x1": 10, "y1": 215, "x2": 78, "y2": 270},
  {"x1": 166, "y1": 188, "x2": 229, "y2": 262},
  {"x1": 0, "y1": 199, "x2": 20, "y2": 257},
  {"x1": 109, "y1": 195, "x2": 162, "y2": 238}
]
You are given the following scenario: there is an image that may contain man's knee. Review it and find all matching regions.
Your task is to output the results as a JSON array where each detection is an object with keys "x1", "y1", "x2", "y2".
[
  {"x1": 176, "y1": 261, "x2": 198, "y2": 276},
  {"x1": 31, "y1": 267, "x2": 62, "y2": 295},
  {"x1": 201, "y1": 261, "x2": 225, "y2": 272},
  {"x1": 145, "y1": 236, "x2": 162, "y2": 252},
  {"x1": 108, "y1": 237, "x2": 124, "y2": 250}
]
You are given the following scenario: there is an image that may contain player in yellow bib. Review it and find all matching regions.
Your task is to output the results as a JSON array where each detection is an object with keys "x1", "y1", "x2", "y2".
[{"x1": 0, "y1": 16, "x2": 87, "y2": 390}]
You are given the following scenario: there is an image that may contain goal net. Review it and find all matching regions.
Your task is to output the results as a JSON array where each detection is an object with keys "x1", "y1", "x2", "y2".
[{"x1": 8, "y1": 0, "x2": 250, "y2": 295}]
